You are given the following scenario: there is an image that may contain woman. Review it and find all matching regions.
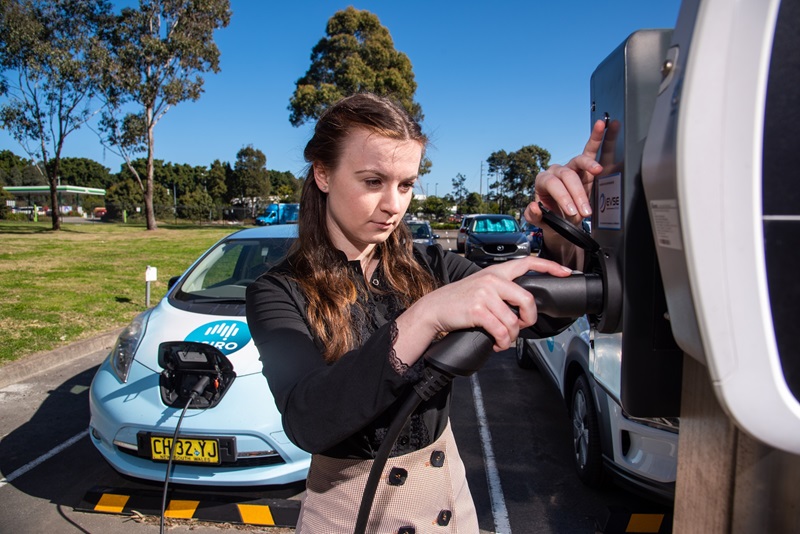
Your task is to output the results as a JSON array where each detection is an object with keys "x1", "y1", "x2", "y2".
[{"x1": 246, "y1": 93, "x2": 603, "y2": 533}]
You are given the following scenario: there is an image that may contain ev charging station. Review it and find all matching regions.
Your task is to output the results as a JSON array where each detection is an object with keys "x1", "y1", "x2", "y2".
[
  {"x1": 587, "y1": 29, "x2": 684, "y2": 418},
  {"x1": 641, "y1": 0, "x2": 800, "y2": 455},
  {"x1": 565, "y1": 0, "x2": 800, "y2": 527},
  {"x1": 568, "y1": 0, "x2": 800, "y2": 456}
]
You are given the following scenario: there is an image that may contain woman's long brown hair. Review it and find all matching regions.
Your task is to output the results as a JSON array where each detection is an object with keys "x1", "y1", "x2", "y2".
[{"x1": 287, "y1": 93, "x2": 436, "y2": 362}]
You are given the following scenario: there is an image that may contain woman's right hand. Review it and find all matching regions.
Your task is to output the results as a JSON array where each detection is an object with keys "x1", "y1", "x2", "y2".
[
  {"x1": 524, "y1": 119, "x2": 612, "y2": 229},
  {"x1": 394, "y1": 256, "x2": 573, "y2": 362}
]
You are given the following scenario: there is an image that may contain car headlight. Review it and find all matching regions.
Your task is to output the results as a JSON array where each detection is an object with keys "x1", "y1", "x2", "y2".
[
  {"x1": 110, "y1": 310, "x2": 150, "y2": 383},
  {"x1": 518, "y1": 240, "x2": 530, "y2": 250}
]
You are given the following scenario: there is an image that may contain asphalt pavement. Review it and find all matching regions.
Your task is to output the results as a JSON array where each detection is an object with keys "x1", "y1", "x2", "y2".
[{"x1": 0, "y1": 328, "x2": 300, "y2": 533}]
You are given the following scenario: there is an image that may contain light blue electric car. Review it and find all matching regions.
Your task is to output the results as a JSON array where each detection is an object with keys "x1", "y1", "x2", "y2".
[{"x1": 89, "y1": 225, "x2": 310, "y2": 486}]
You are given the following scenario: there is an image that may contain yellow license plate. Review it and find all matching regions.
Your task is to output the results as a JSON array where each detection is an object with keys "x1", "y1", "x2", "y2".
[{"x1": 149, "y1": 436, "x2": 220, "y2": 464}]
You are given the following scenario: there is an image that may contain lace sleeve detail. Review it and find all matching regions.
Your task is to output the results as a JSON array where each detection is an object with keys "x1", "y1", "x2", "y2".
[{"x1": 387, "y1": 320, "x2": 425, "y2": 381}]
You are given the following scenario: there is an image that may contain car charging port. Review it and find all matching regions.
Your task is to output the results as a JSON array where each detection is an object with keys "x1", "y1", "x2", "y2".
[{"x1": 158, "y1": 341, "x2": 236, "y2": 409}]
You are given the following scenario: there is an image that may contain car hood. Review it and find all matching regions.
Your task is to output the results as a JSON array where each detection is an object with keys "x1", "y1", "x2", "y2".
[
  {"x1": 469, "y1": 232, "x2": 527, "y2": 245},
  {"x1": 135, "y1": 300, "x2": 263, "y2": 377}
]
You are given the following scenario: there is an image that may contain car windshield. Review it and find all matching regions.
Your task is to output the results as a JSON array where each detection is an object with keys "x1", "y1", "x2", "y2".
[
  {"x1": 407, "y1": 223, "x2": 431, "y2": 238},
  {"x1": 173, "y1": 237, "x2": 294, "y2": 302},
  {"x1": 471, "y1": 217, "x2": 520, "y2": 233}
]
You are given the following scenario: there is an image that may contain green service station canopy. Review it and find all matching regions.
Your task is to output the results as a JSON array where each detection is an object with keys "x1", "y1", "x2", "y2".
[
  {"x1": 4, "y1": 185, "x2": 106, "y2": 197},
  {"x1": 4, "y1": 185, "x2": 106, "y2": 211}
]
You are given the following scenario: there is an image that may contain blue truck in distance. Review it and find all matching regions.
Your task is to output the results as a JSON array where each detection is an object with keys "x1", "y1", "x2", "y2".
[{"x1": 255, "y1": 203, "x2": 299, "y2": 226}]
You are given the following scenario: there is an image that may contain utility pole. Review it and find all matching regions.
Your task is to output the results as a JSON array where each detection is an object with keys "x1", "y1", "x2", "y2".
[{"x1": 479, "y1": 161, "x2": 484, "y2": 200}]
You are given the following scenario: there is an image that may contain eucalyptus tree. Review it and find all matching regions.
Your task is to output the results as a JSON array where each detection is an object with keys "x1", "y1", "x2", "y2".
[
  {"x1": 451, "y1": 173, "x2": 469, "y2": 211},
  {"x1": 0, "y1": 149, "x2": 43, "y2": 185},
  {"x1": 462, "y1": 192, "x2": 485, "y2": 214},
  {"x1": 230, "y1": 145, "x2": 269, "y2": 218},
  {"x1": 98, "y1": 0, "x2": 231, "y2": 230},
  {"x1": 56, "y1": 156, "x2": 113, "y2": 189},
  {"x1": 486, "y1": 145, "x2": 551, "y2": 213},
  {"x1": 207, "y1": 159, "x2": 230, "y2": 204},
  {"x1": 0, "y1": 0, "x2": 112, "y2": 230},
  {"x1": 268, "y1": 169, "x2": 302, "y2": 203},
  {"x1": 289, "y1": 6, "x2": 422, "y2": 127}
]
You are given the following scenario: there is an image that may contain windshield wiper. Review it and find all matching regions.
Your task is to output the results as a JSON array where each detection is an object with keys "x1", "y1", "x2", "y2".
[{"x1": 188, "y1": 297, "x2": 246, "y2": 304}]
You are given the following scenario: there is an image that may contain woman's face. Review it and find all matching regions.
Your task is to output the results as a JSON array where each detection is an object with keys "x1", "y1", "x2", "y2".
[{"x1": 314, "y1": 127, "x2": 423, "y2": 259}]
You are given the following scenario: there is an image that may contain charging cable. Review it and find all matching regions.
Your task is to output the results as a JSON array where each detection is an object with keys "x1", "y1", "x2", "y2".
[{"x1": 159, "y1": 375, "x2": 210, "y2": 534}]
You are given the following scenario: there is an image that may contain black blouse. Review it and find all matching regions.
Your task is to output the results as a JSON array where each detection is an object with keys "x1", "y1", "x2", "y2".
[{"x1": 245, "y1": 244, "x2": 480, "y2": 459}]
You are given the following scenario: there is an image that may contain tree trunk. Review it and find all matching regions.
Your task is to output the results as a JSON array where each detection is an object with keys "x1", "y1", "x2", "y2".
[
  {"x1": 49, "y1": 176, "x2": 61, "y2": 231},
  {"x1": 145, "y1": 124, "x2": 158, "y2": 230},
  {"x1": 44, "y1": 155, "x2": 61, "y2": 231}
]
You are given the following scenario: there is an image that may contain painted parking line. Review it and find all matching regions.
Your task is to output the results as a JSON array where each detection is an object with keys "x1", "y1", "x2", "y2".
[
  {"x1": 0, "y1": 428, "x2": 89, "y2": 489},
  {"x1": 471, "y1": 374, "x2": 512, "y2": 534}
]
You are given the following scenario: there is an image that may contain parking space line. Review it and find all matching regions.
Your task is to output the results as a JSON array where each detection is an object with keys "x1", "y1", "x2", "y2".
[
  {"x1": 471, "y1": 374, "x2": 512, "y2": 534},
  {"x1": 0, "y1": 428, "x2": 88, "y2": 489}
]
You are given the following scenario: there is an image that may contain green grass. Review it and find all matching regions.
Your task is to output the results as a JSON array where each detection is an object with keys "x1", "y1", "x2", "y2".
[{"x1": 0, "y1": 221, "x2": 242, "y2": 366}]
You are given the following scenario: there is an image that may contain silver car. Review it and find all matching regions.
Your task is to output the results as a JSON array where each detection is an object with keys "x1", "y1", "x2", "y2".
[
  {"x1": 406, "y1": 220, "x2": 439, "y2": 247},
  {"x1": 516, "y1": 317, "x2": 679, "y2": 503}
]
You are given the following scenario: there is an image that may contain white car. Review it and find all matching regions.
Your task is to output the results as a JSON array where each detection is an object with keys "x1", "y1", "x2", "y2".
[
  {"x1": 516, "y1": 317, "x2": 678, "y2": 502},
  {"x1": 89, "y1": 224, "x2": 310, "y2": 486}
]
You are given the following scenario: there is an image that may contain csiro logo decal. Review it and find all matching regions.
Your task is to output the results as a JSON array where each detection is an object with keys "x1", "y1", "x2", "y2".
[
  {"x1": 185, "y1": 321, "x2": 251, "y2": 355},
  {"x1": 546, "y1": 338, "x2": 555, "y2": 352}
]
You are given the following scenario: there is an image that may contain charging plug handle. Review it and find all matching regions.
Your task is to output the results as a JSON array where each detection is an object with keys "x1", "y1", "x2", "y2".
[
  {"x1": 514, "y1": 272, "x2": 604, "y2": 317},
  {"x1": 424, "y1": 272, "x2": 603, "y2": 377}
]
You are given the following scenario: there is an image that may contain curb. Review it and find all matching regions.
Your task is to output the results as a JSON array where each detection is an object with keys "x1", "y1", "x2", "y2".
[
  {"x1": 78, "y1": 486, "x2": 301, "y2": 528},
  {"x1": 0, "y1": 327, "x2": 124, "y2": 389}
]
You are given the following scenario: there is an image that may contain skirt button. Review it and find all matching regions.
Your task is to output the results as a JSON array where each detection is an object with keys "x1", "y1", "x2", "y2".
[
  {"x1": 387, "y1": 467, "x2": 408, "y2": 486},
  {"x1": 437, "y1": 510, "x2": 452, "y2": 526}
]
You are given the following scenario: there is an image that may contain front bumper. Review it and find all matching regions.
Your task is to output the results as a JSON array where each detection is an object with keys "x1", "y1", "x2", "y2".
[
  {"x1": 465, "y1": 249, "x2": 530, "y2": 267},
  {"x1": 89, "y1": 357, "x2": 310, "y2": 486},
  {"x1": 604, "y1": 396, "x2": 678, "y2": 502}
]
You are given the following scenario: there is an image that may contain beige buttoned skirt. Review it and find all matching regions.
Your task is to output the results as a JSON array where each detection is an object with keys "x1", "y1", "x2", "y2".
[{"x1": 296, "y1": 422, "x2": 479, "y2": 533}]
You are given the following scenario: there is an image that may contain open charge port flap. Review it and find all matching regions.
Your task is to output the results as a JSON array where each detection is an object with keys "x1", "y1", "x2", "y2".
[{"x1": 158, "y1": 341, "x2": 236, "y2": 409}]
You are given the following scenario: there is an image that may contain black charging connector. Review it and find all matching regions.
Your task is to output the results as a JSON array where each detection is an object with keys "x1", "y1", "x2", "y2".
[
  {"x1": 158, "y1": 341, "x2": 236, "y2": 409},
  {"x1": 158, "y1": 375, "x2": 211, "y2": 534},
  {"x1": 155, "y1": 342, "x2": 236, "y2": 534}
]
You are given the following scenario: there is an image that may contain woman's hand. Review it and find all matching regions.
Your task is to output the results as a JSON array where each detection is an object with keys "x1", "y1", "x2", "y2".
[
  {"x1": 396, "y1": 256, "x2": 573, "y2": 358},
  {"x1": 524, "y1": 119, "x2": 612, "y2": 228}
]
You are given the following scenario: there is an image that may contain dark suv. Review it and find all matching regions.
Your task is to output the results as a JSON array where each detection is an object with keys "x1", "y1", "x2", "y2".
[{"x1": 463, "y1": 214, "x2": 530, "y2": 267}]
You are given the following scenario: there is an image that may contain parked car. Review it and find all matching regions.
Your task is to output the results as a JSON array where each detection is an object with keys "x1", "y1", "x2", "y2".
[
  {"x1": 520, "y1": 221, "x2": 544, "y2": 251},
  {"x1": 456, "y1": 214, "x2": 480, "y2": 253},
  {"x1": 516, "y1": 317, "x2": 679, "y2": 503},
  {"x1": 463, "y1": 214, "x2": 530, "y2": 267},
  {"x1": 89, "y1": 224, "x2": 310, "y2": 486},
  {"x1": 406, "y1": 220, "x2": 439, "y2": 247}
]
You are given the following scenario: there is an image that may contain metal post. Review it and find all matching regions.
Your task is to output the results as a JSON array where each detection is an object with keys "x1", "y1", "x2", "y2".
[{"x1": 145, "y1": 266, "x2": 157, "y2": 308}]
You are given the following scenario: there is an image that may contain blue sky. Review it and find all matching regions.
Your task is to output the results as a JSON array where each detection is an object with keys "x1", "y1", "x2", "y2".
[{"x1": 0, "y1": 0, "x2": 681, "y2": 197}]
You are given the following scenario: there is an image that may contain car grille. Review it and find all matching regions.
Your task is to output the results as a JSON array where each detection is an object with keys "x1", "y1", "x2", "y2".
[{"x1": 484, "y1": 243, "x2": 519, "y2": 255}]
